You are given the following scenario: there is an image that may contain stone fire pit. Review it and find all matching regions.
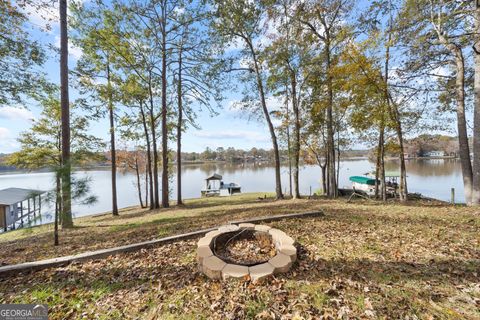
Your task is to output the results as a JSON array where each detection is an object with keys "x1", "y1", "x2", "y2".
[{"x1": 196, "y1": 223, "x2": 297, "y2": 282}]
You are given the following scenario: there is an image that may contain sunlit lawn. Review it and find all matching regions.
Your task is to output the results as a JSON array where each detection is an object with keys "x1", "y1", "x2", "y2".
[{"x1": 0, "y1": 193, "x2": 479, "y2": 319}]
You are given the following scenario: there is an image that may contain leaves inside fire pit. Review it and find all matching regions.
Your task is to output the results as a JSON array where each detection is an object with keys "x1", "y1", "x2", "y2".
[{"x1": 214, "y1": 230, "x2": 276, "y2": 266}]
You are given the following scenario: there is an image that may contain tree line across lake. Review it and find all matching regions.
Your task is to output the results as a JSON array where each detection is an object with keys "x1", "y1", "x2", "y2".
[{"x1": 3, "y1": 1, "x2": 480, "y2": 244}]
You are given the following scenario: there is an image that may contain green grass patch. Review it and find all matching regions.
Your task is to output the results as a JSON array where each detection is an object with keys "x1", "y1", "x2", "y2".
[{"x1": 285, "y1": 281, "x2": 328, "y2": 309}]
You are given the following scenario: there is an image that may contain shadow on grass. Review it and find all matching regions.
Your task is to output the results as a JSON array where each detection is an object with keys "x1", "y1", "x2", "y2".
[
  {"x1": 89, "y1": 195, "x2": 274, "y2": 224},
  {"x1": 97, "y1": 200, "x2": 320, "y2": 233},
  {"x1": 318, "y1": 205, "x2": 479, "y2": 229},
  {"x1": 291, "y1": 245, "x2": 479, "y2": 284},
  {"x1": 0, "y1": 201, "x2": 323, "y2": 265},
  {"x1": 5, "y1": 246, "x2": 477, "y2": 307}
]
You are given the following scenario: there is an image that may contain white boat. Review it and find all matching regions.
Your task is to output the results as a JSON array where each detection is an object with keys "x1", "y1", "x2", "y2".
[
  {"x1": 349, "y1": 176, "x2": 377, "y2": 196},
  {"x1": 201, "y1": 173, "x2": 242, "y2": 197}
]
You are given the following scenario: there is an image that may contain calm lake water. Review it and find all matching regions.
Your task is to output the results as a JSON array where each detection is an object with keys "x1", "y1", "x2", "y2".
[{"x1": 0, "y1": 159, "x2": 465, "y2": 225}]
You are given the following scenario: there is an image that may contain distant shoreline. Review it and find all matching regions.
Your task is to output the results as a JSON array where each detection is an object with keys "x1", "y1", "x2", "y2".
[
  {"x1": 385, "y1": 156, "x2": 460, "y2": 161},
  {"x1": 0, "y1": 156, "x2": 462, "y2": 175}
]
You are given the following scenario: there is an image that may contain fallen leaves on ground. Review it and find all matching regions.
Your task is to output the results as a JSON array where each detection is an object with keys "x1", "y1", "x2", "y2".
[
  {"x1": 215, "y1": 230, "x2": 276, "y2": 265},
  {"x1": 0, "y1": 196, "x2": 479, "y2": 319}
]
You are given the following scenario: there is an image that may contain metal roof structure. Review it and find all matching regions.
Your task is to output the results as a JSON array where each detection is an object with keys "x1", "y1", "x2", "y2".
[
  {"x1": 349, "y1": 176, "x2": 377, "y2": 186},
  {"x1": 205, "y1": 173, "x2": 222, "y2": 181},
  {"x1": 0, "y1": 188, "x2": 44, "y2": 206}
]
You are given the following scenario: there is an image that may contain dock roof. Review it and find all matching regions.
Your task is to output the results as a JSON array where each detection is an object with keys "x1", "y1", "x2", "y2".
[
  {"x1": 0, "y1": 188, "x2": 44, "y2": 206},
  {"x1": 349, "y1": 176, "x2": 377, "y2": 186},
  {"x1": 206, "y1": 173, "x2": 222, "y2": 181}
]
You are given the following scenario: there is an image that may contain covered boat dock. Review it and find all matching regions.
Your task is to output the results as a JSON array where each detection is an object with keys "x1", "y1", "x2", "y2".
[
  {"x1": 201, "y1": 173, "x2": 241, "y2": 197},
  {"x1": 0, "y1": 188, "x2": 44, "y2": 231}
]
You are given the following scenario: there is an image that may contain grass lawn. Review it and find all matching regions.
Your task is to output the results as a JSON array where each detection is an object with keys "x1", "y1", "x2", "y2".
[{"x1": 0, "y1": 193, "x2": 479, "y2": 319}]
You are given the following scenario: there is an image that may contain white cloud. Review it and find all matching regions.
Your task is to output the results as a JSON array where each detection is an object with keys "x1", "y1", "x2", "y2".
[
  {"x1": 225, "y1": 38, "x2": 244, "y2": 52},
  {"x1": 226, "y1": 95, "x2": 283, "y2": 114},
  {"x1": 201, "y1": 141, "x2": 225, "y2": 150},
  {"x1": 24, "y1": 0, "x2": 90, "y2": 31},
  {"x1": 0, "y1": 127, "x2": 19, "y2": 153},
  {"x1": 226, "y1": 100, "x2": 244, "y2": 114},
  {"x1": 23, "y1": 3, "x2": 58, "y2": 32},
  {"x1": 265, "y1": 96, "x2": 283, "y2": 112},
  {"x1": 0, "y1": 127, "x2": 10, "y2": 140},
  {"x1": 194, "y1": 130, "x2": 270, "y2": 143},
  {"x1": 239, "y1": 57, "x2": 253, "y2": 69},
  {"x1": 0, "y1": 107, "x2": 34, "y2": 121},
  {"x1": 173, "y1": 7, "x2": 185, "y2": 15},
  {"x1": 55, "y1": 35, "x2": 83, "y2": 60},
  {"x1": 432, "y1": 66, "x2": 450, "y2": 77}
]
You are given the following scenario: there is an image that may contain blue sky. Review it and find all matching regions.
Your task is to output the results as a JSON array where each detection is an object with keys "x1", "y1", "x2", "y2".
[
  {"x1": 0, "y1": 0, "x2": 463, "y2": 154},
  {"x1": 0, "y1": 2, "x2": 275, "y2": 154}
]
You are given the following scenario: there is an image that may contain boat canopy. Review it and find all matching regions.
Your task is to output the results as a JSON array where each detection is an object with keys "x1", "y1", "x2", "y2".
[
  {"x1": 206, "y1": 173, "x2": 222, "y2": 181},
  {"x1": 349, "y1": 176, "x2": 377, "y2": 186}
]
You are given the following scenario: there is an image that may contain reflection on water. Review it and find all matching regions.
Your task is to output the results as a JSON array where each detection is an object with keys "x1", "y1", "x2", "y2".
[
  {"x1": 0, "y1": 159, "x2": 466, "y2": 225},
  {"x1": 386, "y1": 159, "x2": 461, "y2": 177}
]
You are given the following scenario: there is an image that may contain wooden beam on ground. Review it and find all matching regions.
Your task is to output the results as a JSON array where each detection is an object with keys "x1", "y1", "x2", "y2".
[
  {"x1": 0, "y1": 210, "x2": 324, "y2": 277},
  {"x1": 228, "y1": 211, "x2": 324, "y2": 225}
]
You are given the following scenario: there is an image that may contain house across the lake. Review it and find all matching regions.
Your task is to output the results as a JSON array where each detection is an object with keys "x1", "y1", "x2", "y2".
[
  {"x1": 0, "y1": 188, "x2": 44, "y2": 232},
  {"x1": 423, "y1": 151, "x2": 445, "y2": 157}
]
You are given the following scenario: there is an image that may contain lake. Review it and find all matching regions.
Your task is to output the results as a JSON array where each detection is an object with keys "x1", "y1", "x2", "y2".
[{"x1": 0, "y1": 158, "x2": 465, "y2": 225}]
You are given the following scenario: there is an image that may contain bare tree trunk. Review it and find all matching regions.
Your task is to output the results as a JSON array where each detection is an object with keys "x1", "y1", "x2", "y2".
[
  {"x1": 140, "y1": 102, "x2": 154, "y2": 210},
  {"x1": 336, "y1": 130, "x2": 340, "y2": 187},
  {"x1": 176, "y1": 45, "x2": 184, "y2": 206},
  {"x1": 325, "y1": 39, "x2": 337, "y2": 198},
  {"x1": 384, "y1": 2, "x2": 408, "y2": 201},
  {"x1": 287, "y1": 122, "x2": 293, "y2": 197},
  {"x1": 59, "y1": 0, "x2": 72, "y2": 228},
  {"x1": 375, "y1": 141, "x2": 380, "y2": 198},
  {"x1": 473, "y1": 3, "x2": 480, "y2": 205},
  {"x1": 378, "y1": 123, "x2": 387, "y2": 201},
  {"x1": 148, "y1": 74, "x2": 160, "y2": 209},
  {"x1": 285, "y1": 86, "x2": 292, "y2": 197},
  {"x1": 325, "y1": 149, "x2": 330, "y2": 195},
  {"x1": 382, "y1": 29, "x2": 391, "y2": 203},
  {"x1": 455, "y1": 51, "x2": 474, "y2": 205},
  {"x1": 160, "y1": 4, "x2": 170, "y2": 208},
  {"x1": 388, "y1": 98, "x2": 408, "y2": 200},
  {"x1": 321, "y1": 164, "x2": 327, "y2": 195},
  {"x1": 145, "y1": 161, "x2": 149, "y2": 207},
  {"x1": 135, "y1": 155, "x2": 144, "y2": 208},
  {"x1": 290, "y1": 70, "x2": 301, "y2": 199},
  {"x1": 247, "y1": 39, "x2": 283, "y2": 200},
  {"x1": 54, "y1": 173, "x2": 60, "y2": 246},
  {"x1": 432, "y1": 19, "x2": 473, "y2": 204},
  {"x1": 107, "y1": 59, "x2": 118, "y2": 216},
  {"x1": 305, "y1": 140, "x2": 326, "y2": 196}
]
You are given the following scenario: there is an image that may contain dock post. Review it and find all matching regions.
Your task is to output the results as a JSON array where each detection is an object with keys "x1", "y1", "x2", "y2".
[
  {"x1": 27, "y1": 198, "x2": 31, "y2": 223},
  {"x1": 451, "y1": 188, "x2": 455, "y2": 204},
  {"x1": 20, "y1": 201, "x2": 23, "y2": 227}
]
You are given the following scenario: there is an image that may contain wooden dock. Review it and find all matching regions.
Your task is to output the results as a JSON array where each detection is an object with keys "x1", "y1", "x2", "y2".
[{"x1": 0, "y1": 188, "x2": 44, "y2": 232}]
